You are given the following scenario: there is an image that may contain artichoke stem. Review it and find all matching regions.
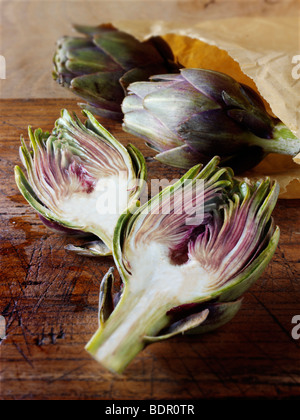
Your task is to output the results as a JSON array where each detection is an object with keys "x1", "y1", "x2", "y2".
[
  {"x1": 85, "y1": 286, "x2": 172, "y2": 374},
  {"x1": 255, "y1": 122, "x2": 300, "y2": 156}
]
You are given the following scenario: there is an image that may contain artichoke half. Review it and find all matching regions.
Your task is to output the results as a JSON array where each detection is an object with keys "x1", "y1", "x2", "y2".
[
  {"x1": 15, "y1": 109, "x2": 146, "y2": 256},
  {"x1": 86, "y1": 157, "x2": 280, "y2": 373},
  {"x1": 122, "y1": 68, "x2": 300, "y2": 174},
  {"x1": 53, "y1": 24, "x2": 180, "y2": 120}
]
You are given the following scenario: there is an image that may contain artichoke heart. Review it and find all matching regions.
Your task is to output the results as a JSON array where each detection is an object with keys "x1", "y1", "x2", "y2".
[
  {"x1": 15, "y1": 109, "x2": 146, "y2": 256},
  {"x1": 86, "y1": 157, "x2": 280, "y2": 373}
]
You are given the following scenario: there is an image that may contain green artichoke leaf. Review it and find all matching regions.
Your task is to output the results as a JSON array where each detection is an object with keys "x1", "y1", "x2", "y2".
[
  {"x1": 71, "y1": 71, "x2": 125, "y2": 117},
  {"x1": 53, "y1": 24, "x2": 180, "y2": 120},
  {"x1": 15, "y1": 109, "x2": 147, "y2": 256}
]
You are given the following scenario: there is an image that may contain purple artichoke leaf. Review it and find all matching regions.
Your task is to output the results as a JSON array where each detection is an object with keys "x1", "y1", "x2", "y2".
[
  {"x1": 143, "y1": 82, "x2": 220, "y2": 133},
  {"x1": 177, "y1": 109, "x2": 252, "y2": 155},
  {"x1": 121, "y1": 93, "x2": 144, "y2": 114},
  {"x1": 185, "y1": 299, "x2": 243, "y2": 335},
  {"x1": 126, "y1": 79, "x2": 176, "y2": 100},
  {"x1": 220, "y1": 145, "x2": 267, "y2": 175},
  {"x1": 98, "y1": 267, "x2": 115, "y2": 327},
  {"x1": 65, "y1": 240, "x2": 112, "y2": 257},
  {"x1": 155, "y1": 145, "x2": 211, "y2": 169},
  {"x1": 227, "y1": 107, "x2": 274, "y2": 139},
  {"x1": 158, "y1": 298, "x2": 243, "y2": 336},
  {"x1": 123, "y1": 68, "x2": 300, "y2": 171},
  {"x1": 181, "y1": 68, "x2": 249, "y2": 107},
  {"x1": 240, "y1": 83, "x2": 269, "y2": 111},
  {"x1": 144, "y1": 309, "x2": 210, "y2": 343},
  {"x1": 39, "y1": 215, "x2": 88, "y2": 236}
]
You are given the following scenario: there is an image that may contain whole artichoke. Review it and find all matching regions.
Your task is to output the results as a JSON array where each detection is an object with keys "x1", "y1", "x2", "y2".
[
  {"x1": 53, "y1": 24, "x2": 180, "y2": 120},
  {"x1": 122, "y1": 69, "x2": 300, "y2": 173}
]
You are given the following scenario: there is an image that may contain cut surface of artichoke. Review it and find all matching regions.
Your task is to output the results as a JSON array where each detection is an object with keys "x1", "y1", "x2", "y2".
[
  {"x1": 86, "y1": 157, "x2": 280, "y2": 373},
  {"x1": 15, "y1": 109, "x2": 146, "y2": 255},
  {"x1": 56, "y1": 172, "x2": 130, "y2": 244}
]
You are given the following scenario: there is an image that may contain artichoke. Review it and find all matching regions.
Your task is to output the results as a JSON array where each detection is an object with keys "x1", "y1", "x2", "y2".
[
  {"x1": 122, "y1": 68, "x2": 300, "y2": 173},
  {"x1": 15, "y1": 109, "x2": 146, "y2": 256},
  {"x1": 85, "y1": 157, "x2": 280, "y2": 373},
  {"x1": 53, "y1": 24, "x2": 180, "y2": 120}
]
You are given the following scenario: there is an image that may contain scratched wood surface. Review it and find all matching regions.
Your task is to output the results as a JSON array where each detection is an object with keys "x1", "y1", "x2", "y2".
[{"x1": 0, "y1": 98, "x2": 300, "y2": 400}]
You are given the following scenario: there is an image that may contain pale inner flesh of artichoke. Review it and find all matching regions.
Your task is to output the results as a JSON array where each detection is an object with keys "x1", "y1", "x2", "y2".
[
  {"x1": 126, "y1": 240, "x2": 214, "y2": 301},
  {"x1": 57, "y1": 173, "x2": 130, "y2": 241},
  {"x1": 94, "y1": 240, "x2": 215, "y2": 363}
]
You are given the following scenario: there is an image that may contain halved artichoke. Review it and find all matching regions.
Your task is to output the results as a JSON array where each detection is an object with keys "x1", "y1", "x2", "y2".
[
  {"x1": 15, "y1": 109, "x2": 146, "y2": 256},
  {"x1": 86, "y1": 157, "x2": 280, "y2": 373}
]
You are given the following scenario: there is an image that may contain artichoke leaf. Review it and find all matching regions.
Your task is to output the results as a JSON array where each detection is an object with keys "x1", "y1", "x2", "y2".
[
  {"x1": 15, "y1": 109, "x2": 147, "y2": 257},
  {"x1": 144, "y1": 309, "x2": 209, "y2": 343},
  {"x1": 65, "y1": 240, "x2": 112, "y2": 257}
]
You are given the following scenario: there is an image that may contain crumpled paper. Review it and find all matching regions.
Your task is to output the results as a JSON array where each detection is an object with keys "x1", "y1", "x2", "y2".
[{"x1": 114, "y1": 17, "x2": 300, "y2": 199}]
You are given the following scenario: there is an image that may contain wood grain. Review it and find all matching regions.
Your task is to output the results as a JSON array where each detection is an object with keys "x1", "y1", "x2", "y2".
[{"x1": 0, "y1": 99, "x2": 300, "y2": 400}]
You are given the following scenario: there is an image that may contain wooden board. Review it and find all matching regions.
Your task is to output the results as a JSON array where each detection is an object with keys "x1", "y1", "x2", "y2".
[{"x1": 0, "y1": 98, "x2": 300, "y2": 400}]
